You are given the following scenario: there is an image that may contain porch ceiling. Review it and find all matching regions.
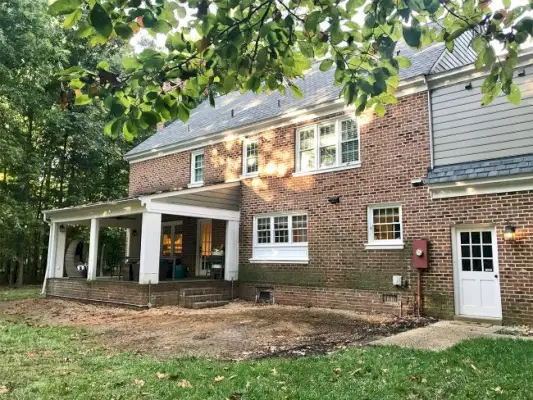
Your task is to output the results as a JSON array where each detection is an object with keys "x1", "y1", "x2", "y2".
[{"x1": 148, "y1": 183, "x2": 240, "y2": 211}]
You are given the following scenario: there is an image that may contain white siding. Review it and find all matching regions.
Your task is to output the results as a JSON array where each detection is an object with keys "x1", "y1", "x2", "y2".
[{"x1": 431, "y1": 65, "x2": 533, "y2": 166}]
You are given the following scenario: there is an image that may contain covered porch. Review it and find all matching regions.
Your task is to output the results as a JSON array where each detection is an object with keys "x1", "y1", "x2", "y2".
[{"x1": 42, "y1": 182, "x2": 240, "y2": 306}]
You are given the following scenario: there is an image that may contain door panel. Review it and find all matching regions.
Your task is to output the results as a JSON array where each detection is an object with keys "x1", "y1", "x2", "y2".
[
  {"x1": 456, "y1": 228, "x2": 502, "y2": 319},
  {"x1": 196, "y1": 219, "x2": 212, "y2": 276}
]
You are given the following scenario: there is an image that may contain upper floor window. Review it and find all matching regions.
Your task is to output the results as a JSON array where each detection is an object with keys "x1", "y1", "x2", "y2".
[
  {"x1": 295, "y1": 117, "x2": 359, "y2": 174},
  {"x1": 243, "y1": 138, "x2": 259, "y2": 176},
  {"x1": 190, "y1": 149, "x2": 204, "y2": 185},
  {"x1": 366, "y1": 204, "x2": 404, "y2": 250}
]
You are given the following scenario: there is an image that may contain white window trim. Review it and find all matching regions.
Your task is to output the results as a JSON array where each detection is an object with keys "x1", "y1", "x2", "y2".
[
  {"x1": 241, "y1": 137, "x2": 259, "y2": 178},
  {"x1": 294, "y1": 116, "x2": 361, "y2": 176},
  {"x1": 365, "y1": 204, "x2": 404, "y2": 250},
  {"x1": 251, "y1": 211, "x2": 309, "y2": 263},
  {"x1": 189, "y1": 149, "x2": 204, "y2": 187}
]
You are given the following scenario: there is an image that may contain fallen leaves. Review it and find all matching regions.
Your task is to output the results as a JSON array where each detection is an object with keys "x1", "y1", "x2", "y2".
[
  {"x1": 156, "y1": 372, "x2": 168, "y2": 379},
  {"x1": 494, "y1": 386, "x2": 504, "y2": 394},
  {"x1": 214, "y1": 375, "x2": 225, "y2": 383},
  {"x1": 0, "y1": 386, "x2": 9, "y2": 395},
  {"x1": 133, "y1": 378, "x2": 145, "y2": 388},
  {"x1": 177, "y1": 379, "x2": 193, "y2": 388}
]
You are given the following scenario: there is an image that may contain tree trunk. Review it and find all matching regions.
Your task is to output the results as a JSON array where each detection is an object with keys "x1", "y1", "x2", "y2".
[
  {"x1": 58, "y1": 131, "x2": 69, "y2": 207},
  {"x1": 16, "y1": 257, "x2": 23, "y2": 286},
  {"x1": 8, "y1": 259, "x2": 15, "y2": 287}
]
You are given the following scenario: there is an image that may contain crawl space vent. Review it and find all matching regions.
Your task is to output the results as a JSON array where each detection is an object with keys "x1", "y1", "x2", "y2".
[
  {"x1": 382, "y1": 294, "x2": 398, "y2": 304},
  {"x1": 255, "y1": 288, "x2": 274, "y2": 304}
]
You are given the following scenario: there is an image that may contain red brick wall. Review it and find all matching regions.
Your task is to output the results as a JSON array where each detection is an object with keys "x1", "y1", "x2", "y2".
[{"x1": 127, "y1": 91, "x2": 533, "y2": 325}]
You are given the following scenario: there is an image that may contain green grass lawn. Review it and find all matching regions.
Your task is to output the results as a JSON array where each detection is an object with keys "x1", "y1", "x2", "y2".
[
  {"x1": 0, "y1": 286, "x2": 40, "y2": 302},
  {"x1": 0, "y1": 315, "x2": 532, "y2": 400}
]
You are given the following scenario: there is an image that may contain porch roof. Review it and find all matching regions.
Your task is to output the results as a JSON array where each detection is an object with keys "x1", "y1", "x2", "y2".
[{"x1": 42, "y1": 181, "x2": 241, "y2": 223}]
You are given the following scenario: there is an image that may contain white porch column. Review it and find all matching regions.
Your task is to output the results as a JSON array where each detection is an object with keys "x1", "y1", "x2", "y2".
[
  {"x1": 53, "y1": 225, "x2": 67, "y2": 278},
  {"x1": 45, "y1": 222, "x2": 58, "y2": 279},
  {"x1": 224, "y1": 220, "x2": 239, "y2": 281},
  {"x1": 87, "y1": 218, "x2": 100, "y2": 280},
  {"x1": 139, "y1": 211, "x2": 162, "y2": 284}
]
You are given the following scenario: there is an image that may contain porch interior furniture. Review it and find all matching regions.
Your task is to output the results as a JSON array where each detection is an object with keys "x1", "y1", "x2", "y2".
[
  {"x1": 206, "y1": 255, "x2": 225, "y2": 279},
  {"x1": 121, "y1": 257, "x2": 140, "y2": 281},
  {"x1": 64, "y1": 240, "x2": 87, "y2": 278}
]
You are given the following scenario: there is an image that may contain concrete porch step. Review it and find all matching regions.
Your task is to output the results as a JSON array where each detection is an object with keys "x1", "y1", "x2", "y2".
[
  {"x1": 190, "y1": 300, "x2": 229, "y2": 309},
  {"x1": 182, "y1": 293, "x2": 231, "y2": 303},
  {"x1": 180, "y1": 286, "x2": 231, "y2": 296}
]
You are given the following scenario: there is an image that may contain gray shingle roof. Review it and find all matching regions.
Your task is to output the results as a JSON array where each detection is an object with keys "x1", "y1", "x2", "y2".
[
  {"x1": 427, "y1": 155, "x2": 533, "y2": 184},
  {"x1": 127, "y1": 40, "x2": 473, "y2": 158}
]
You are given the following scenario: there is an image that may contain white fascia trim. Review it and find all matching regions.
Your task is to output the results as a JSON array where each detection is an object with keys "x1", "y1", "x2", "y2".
[
  {"x1": 426, "y1": 50, "x2": 533, "y2": 90},
  {"x1": 292, "y1": 162, "x2": 361, "y2": 177},
  {"x1": 145, "y1": 201, "x2": 241, "y2": 221},
  {"x1": 126, "y1": 77, "x2": 427, "y2": 164},
  {"x1": 249, "y1": 259, "x2": 309, "y2": 264},
  {"x1": 43, "y1": 199, "x2": 144, "y2": 223},
  {"x1": 365, "y1": 242, "x2": 405, "y2": 250},
  {"x1": 428, "y1": 174, "x2": 533, "y2": 199}
]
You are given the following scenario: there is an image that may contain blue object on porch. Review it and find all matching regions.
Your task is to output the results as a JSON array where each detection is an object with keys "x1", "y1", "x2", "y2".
[{"x1": 174, "y1": 264, "x2": 185, "y2": 279}]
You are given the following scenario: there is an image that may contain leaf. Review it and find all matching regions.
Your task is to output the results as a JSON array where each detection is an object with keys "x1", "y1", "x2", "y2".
[
  {"x1": 97, "y1": 61, "x2": 110, "y2": 71},
  {"x1": 74, "y1": 94, "x2": 91, "y2": 106},
  {"x1": 152, "y1": 20, "x2": 172, "y2": 34},
  {"x1": 346, "y1": 0, "x2": 365, "y2": 12},
  {"x1": 177, "y1": 104, "x2": 190, "y2": 123},
  {"x1": 223, "y1": 75, "x2": 235, "y2": 93},
  {"x1": 395, "y1": 56, "x2": 411, "y2": 68},
  {"x1": 177, "y1": 6, "x2": 187, "y2": 18},
  {"x1": 49, "y1": 0, "x2": 81, "y2": 16},
  {"x1": 141, "y1": 111, "x2": 159, "y2": 127},
  {"x1": 69, "y1": 79, "x2": 85, "y2": 90},
  {"x1": 319, "y1": 59, "x2": 334, "y2": 72},
  {"x1": 115, "y1": 23, "x2": 134, "y2": 40},
  {"x1": 133, "y1": 378, "x2": 145, "y2": 388},
  {"x1": 403, "y1": 25, "x2": 421, "y2": 48},
  {"x1": 503, "y1": 0, "x2": 511, "y2": 8},
  {"x1": 483, "y1": 46, "x2": 496, "y2": 67},
  {"x1": 375, "y1": 103, "x2": 386, "y2": 117},
  {"x1": 288, "y1": 83, "x2": 303, "y2": 99},
  {"x1": 177, "y1": 379, "x2": 193, "y2": 388},
  {"x1": 507, "y1": 83, "x2": 521, "y2": 105},
  {"x1": 90, "y1": 3, "x2": 113, "y2": 38},
  {"x1": 214, "y1": 376, "x2": 225, "y2": 383},
  {"x1": 63, "y1": 9, "x2": 82, "y2": 29},
  {"x1": 122, "y1": 57, "x2": 141, "y2": 71},
  {"x1": 123, "y1": 120, "x2": 138, "y2": 141},
  {"x1": 104, "y1": 119, "x2": 118, "y2": 136},
  {"x1": 0, "y1": 385, "x2": 9, "y2": 394}
]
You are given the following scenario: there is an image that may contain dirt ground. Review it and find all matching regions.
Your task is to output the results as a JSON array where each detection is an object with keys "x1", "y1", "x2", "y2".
[{"x1": 0, "y1": 298, "x2": 431, "y2": 360}]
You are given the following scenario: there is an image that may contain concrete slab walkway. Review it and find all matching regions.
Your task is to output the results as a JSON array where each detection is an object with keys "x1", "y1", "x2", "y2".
[{"x1": 371, "y1": 320, "x2": 527, "y2": 351}]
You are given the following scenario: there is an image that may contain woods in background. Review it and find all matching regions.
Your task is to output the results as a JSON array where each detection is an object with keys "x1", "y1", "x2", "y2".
[{"x1": 0, "y1": 0, "x2": 151, "y2": 285}]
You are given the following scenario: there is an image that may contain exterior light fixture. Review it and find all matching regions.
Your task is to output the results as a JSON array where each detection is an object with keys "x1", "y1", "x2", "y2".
[
  {"x1": 503, "y1": 223, "x2": 516, "y2": 241},
  {"x1": 328, "y1": 196, "x2": 341, "y2": 204}
]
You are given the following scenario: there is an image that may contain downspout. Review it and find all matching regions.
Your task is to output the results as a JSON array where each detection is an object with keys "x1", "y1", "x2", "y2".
[
  {"x1": 41, "y1": 214, "x2": 50, "y2": 296},
  {"x1": 424, "y1": 75, "x2": 435, "y2": 170}
]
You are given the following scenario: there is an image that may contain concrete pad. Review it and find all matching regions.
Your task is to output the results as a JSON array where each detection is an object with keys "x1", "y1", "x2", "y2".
[{"x1": 370, "y1": 320, "x2": 505, "y2": 351}]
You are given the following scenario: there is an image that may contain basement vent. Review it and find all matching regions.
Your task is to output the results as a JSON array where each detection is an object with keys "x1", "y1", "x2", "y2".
[
  {"x1": 255, "y1": 288, "x2": 274, "y2": 304},
  {"x1": 382, "y1": 294, "x2": 399, "y2": 304}
]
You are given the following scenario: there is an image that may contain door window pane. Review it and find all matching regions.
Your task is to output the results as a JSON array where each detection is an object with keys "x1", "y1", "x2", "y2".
[
  {"x1": 472, "y1": 245, "x2": 481, "y2": 258},
  {"x1": 473, "y1": 259, "x2": 482, "y2": 271},
  {"x1": 460, "y1": 232, "x2": 470, "y2": 244},
  {"x1": 482, "y1": 231, "x2": 492, "y2": 243},
  {"x1": 161, "y1": 226, "x2": 172, "y2": 256},
  {"x1": 471, "y1": 232, "x2": 481, "y2": 244},
  {"x1": 462, "y1": 259, "x2": 471, "y2": 271},
  {"x1": 459, "y1": 230, "x2": 495, "y2": 274},
  {"x1": 483, "y1": 259, "x2": 494, "y2": 272}
]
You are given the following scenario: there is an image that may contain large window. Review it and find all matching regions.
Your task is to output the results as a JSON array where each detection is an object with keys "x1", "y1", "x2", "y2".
[
  {"x1": 161, "y1": 221, "x2": 183, "y2": 258},
  {"x1": 243, "y1": 138, "x2": 259, "y2": 176},
  {"x1": 296, "y1": 117, "x2": 359, "y2": 174},
  {"x1": 251, "y1": 213, "x2": 308, "y2": 263},
  {"x1": 366, "y1": 205, "x2": 404, "y2": 250},
  {"x1": 190, "y1": 149, "x2": 204, "y2": 185}
]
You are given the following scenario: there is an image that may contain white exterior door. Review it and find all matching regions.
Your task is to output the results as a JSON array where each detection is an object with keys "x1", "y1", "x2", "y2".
[
  {"x1": 455, "y1": 227, "x2": 502, "y2": 319},
  {"x1": 196, "y1": 219, "x2": 212, "y2": 276}
]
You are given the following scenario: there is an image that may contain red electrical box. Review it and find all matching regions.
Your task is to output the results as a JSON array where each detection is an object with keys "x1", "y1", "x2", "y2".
[{"x1": 413, "y1": 239, "x2": 429, "y2": 269}]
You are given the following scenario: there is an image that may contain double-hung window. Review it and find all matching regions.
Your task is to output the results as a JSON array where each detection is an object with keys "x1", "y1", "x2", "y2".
[
  {"x1": 242, "y1": 138, "x2": 259, "y2": 176},
  {"x1": 190, "y1": 149, "x2": 204, "y2": 186},
  {"x1": 251, "y1": 213, "x2": 308, "y2": 263},
  {"x1": 295, "y1": 117, "x2": 359, "y2": 175},
  {"x1": 366, "y1": 205, "x2": 404, "y2": 249}
]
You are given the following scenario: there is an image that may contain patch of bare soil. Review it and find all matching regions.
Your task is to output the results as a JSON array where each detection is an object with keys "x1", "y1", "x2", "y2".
[{"x1": 0, "y1": 298, "x2": 433, "y2": 360}]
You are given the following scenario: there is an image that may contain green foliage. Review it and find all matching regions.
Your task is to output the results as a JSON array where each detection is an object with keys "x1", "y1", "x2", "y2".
[
  {"x1": 46, "y1": 0, "x2": 533, "y2": 136},
  {"x1": 0, "y1": 0, "x2": 151, "y2": 284}
]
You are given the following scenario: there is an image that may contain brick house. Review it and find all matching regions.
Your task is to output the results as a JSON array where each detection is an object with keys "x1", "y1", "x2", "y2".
[{"x1": 43, "y1": 40, "x2": 533, "y2": 325}]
